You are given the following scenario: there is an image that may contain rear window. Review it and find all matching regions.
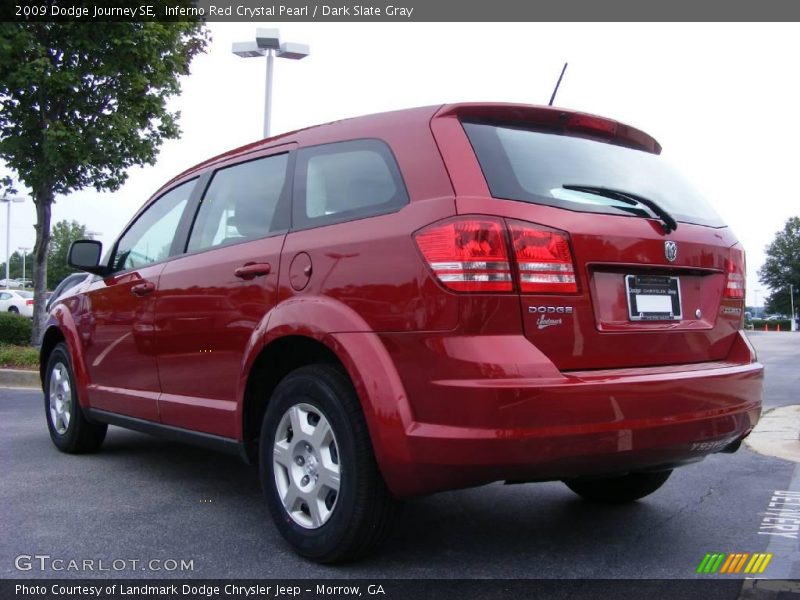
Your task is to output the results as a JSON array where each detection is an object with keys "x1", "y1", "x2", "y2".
[{"x1": 463, "y1": 122, "x2": 724, "y2": 228}]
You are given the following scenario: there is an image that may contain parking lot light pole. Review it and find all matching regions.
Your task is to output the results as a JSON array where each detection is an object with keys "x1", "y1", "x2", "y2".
[
  {"x1": 232, "y1": 29, "x2": 310, "y2": 139},
  {"x1": 1, "y1": 197, "x2": 25, "y2": 289},
  {"x1": 791, "y1": 284, "x2": 796, "y2": 332},
  {"x1": 18, "y1": 246, "x2": 30, "y2": 287}
]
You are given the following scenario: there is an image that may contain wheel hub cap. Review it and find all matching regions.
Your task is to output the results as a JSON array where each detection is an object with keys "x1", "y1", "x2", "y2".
[
  {"x1": 273, "y1": 403, "x2": 340, "y2": 529},
  {"x1": 48, "y1": 362, "x2": 72, "y2": 435}
]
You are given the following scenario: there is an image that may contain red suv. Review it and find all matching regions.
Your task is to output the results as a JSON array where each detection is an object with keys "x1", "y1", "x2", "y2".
[{"x1": 42, "y1": 103, "x2": 763, "y2": 562}]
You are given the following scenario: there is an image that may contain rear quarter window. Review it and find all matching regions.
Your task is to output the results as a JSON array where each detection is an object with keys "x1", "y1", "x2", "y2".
[{"x1": 292, "y1": 139, "x2": 408, "y2": 230}]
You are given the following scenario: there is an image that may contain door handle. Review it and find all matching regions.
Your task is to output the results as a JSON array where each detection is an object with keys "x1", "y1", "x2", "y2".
[
  {"x1": 234, "y1": 262, "x2": 271, "y2": 280},
  {"x1": 131, "y1": 281, "x2": 156, "y2": 297}
]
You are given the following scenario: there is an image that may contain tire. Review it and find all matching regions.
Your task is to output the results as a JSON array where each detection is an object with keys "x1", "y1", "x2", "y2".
[
  {"x1": 44, "y1": 342, "x2": 107, "y2": 453},
  {"x1": 8, "y1": 306, "x2": 18, "y2": 314},
  {"x1": 564, "y1": 470, "x2": 672, "y2": 504},
  {"x1": 259, "y1": 364, "x2": 399, "y2": 563}
]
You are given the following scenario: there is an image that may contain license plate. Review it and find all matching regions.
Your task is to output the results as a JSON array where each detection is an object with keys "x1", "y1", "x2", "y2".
[{"x1": 625, "y1": 274, "x2": 682, "y2": 321}]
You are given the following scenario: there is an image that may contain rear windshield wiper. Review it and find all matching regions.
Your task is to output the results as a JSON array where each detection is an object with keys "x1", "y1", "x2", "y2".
[{"x1": 562, "y1": 184, "x2": 678, "y2": 233}]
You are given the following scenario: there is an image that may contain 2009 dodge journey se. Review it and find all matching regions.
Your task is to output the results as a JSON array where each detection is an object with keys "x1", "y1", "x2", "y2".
[{"x1": 42, "y1": 103, "x2": 763, "y2": 562}]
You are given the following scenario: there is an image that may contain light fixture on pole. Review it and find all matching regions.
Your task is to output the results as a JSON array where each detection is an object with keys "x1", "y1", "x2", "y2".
[
  {"x1": 85, "y1": 230, "x2": 102, "y2": 240},
  {"x1": 18, "y1": 246, "x2": 30, "y2": 287},
  {"x1": 1, "y1": 196, "x2": 25, "y2": 289},
  {"x1": 754, "y1": 288, "x2": 762, "y2": 318},
  {"x1": 232, "y1": 28, "x2": 310, "y2": 138}
]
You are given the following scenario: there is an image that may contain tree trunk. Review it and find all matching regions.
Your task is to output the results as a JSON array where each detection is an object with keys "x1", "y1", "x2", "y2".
[{"x1": 30, "y1": 189, "x2": 53, "y2": 346}]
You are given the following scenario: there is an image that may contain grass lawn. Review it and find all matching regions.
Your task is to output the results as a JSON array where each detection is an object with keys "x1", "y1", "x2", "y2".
[{"x1": 0, "y1": 344, "x2": 39, "y2": 370}]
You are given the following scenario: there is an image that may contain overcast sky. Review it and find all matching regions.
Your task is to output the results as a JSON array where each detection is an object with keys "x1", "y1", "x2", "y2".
[{"x1": 2, "y1": 22, "x2": 798, "y2": 306}]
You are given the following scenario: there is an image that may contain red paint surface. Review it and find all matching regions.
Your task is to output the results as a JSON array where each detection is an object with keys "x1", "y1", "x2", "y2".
[{"x1": 44, "y1": 103, "x2": 763, "y2": 498}]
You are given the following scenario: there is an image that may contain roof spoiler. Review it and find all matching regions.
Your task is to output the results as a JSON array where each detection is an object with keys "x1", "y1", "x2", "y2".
[{"x1": 434, "y1": 103, "x2": 662, "y2": 155}]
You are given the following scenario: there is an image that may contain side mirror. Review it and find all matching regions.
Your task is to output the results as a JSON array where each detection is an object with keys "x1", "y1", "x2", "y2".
[{"x1": 67, "y1": 240, "x2": 107, "y2": 275}]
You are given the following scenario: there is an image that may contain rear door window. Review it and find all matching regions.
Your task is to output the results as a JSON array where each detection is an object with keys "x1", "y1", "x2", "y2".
[
  {"x1": 292, "y1": 139, "x2": 408, "y2": 230},
  {"x1": 187, "y1": 153, "x2": 290, "y2": 252},
  {"x1": 463, "y1": 122, "x2": 724, "y2": 228}
]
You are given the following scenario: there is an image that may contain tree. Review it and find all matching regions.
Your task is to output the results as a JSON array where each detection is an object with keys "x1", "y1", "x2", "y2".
[
  {"x1": 47, "y1": 220, "x2": 87, "y2": 289},
  {"x1": 0, "y1": 250, "x2": 35, "y2": 282},
  {"x1": 759, "y1": 216, "x2": 800, "y2": 316},
  {"x1": 0, "y1": 174, "x2": 17, "y2": 199},
  {"x1": 0, "y1": 22, "x2": 208, "y2": 343}
]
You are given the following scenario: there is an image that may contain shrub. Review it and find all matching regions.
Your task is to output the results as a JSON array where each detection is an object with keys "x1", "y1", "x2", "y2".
[
  {"x1": 0, "y1": 344, "x2": 39, "y2": 368},
  {"x1": 751, "y1": 319, "x2": 793, "y2": 332},
  {"x1": 0, "y1": 312, "x2": 32, "y2": 346}
]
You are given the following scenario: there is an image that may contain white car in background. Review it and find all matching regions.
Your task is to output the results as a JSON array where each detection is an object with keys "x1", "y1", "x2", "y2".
[{"x1": 0, "y1": 290, "x2": 34, "y2": 317}]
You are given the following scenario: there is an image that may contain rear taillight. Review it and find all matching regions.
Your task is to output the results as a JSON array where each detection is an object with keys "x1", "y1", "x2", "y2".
[
  {"x1": 26, "y1": 299, "x2": 33, "y2": 306},
  {"x1": 508, "y1": 220, "x2": 578, "y2": 294},
  {"x1": 414, "y1": 217, "x2": 512, "y2": 292},
  {"x1": 415, "y1": 217, "x2": 578, "y2": 294},
  {"x1": 725, "y1": 246, "x2": 746, "y2": 299}
]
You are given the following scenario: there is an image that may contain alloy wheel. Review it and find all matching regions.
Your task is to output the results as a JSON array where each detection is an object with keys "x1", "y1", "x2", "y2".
[
  {"x1": 272, "y1": 403, "x2": 341, "y2": 529},
  {"x1": 48, "y1": 362, "x2": 72, "y2": 435}
]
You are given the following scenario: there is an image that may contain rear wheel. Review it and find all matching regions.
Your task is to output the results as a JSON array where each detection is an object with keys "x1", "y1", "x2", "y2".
[
  {"x1": 8, "y1": 306, "x2": 18, "y2": 314},
  {"x1": 44, "y1": 343, "x2": 107, "y2": 453},
  {"x1": 259, "y1": 364, "x2": 398, "y2": 563},
  {"x1": 564, "y1": 470, "x2": 672, "y2": 503}
]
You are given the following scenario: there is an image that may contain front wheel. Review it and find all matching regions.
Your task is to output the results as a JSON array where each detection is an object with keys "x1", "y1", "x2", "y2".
[
  {"x1": 259, "y1": 364, "x2": 399, "y2": 563},
  {"x1": 564, "y1": 470, "x2": 672, "y2": 503},
  {"x1": 44, "y1": 343, "x2": 107, "y2": 453}
]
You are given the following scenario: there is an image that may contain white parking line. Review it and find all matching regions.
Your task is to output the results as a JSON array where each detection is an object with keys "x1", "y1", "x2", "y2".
[
  {"x1": 760, "y1": 491, "x2": 800, "y2": 540},
  {"x1": 761, "y1": 469, "x2": 800, "y2": 578}
]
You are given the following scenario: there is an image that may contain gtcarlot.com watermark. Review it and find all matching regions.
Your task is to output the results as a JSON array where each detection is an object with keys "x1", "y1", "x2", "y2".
[{"x1": 14, "y1": 554, "x2": 194, "y2": 573}]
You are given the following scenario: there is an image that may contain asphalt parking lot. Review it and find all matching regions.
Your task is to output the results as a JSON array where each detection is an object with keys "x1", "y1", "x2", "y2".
[{"x1": 1, "y1": 332, "x2": 798, "y2": 580}]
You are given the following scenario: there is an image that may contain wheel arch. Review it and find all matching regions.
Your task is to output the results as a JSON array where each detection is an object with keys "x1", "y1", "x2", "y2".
[
  {"x1": 39, "y1": 325, "x2": 65, "y2": 385},
  {"x1": 39, "y1": 309, "x2": 91, "y2": 406},
  {"x1": 240, "y1": 334, "x2": 343, "y2": 462},
  {"x1": 238, "y1": 296, "x2": 417, "y2": 496}
]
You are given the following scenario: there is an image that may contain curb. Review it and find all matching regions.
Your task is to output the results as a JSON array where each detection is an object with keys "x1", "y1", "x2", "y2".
[
  {"x1": 745, "y1": 405, "x2": 800, "y2": 464},
  {"x1": 0, "y1": 368, "x2": 40, "y2": 388}
]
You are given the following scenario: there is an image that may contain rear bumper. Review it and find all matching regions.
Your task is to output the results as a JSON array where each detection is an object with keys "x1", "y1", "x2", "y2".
[{"x1": 376, "y1": 331, "x2": 763, "y2": 497}]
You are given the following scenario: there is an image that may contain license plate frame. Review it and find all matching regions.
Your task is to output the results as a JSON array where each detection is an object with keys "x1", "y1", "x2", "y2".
[{"x1": 625, "y1": 274, "x2": 682, "y2": 321}]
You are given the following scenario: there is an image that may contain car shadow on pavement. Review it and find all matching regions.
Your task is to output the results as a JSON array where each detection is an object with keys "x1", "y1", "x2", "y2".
[
  {"x1": 378, "y1": 485, "x2": 662, "y2": 567},
  {"x1": 93, "y1": 427, "x2": 669, "y2": 572}
]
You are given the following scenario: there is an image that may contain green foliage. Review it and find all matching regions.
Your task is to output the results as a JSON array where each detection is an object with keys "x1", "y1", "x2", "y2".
[
  {"x1": 0, "y1": 22, "x2": 209, "y2": 197},
  {"x1": 47, "y1": 219, "x2": 87, "y2": 289},
  {"x1": 0, "y1": 343, "x2": 39, "y2": 368},
  {"x1": 0, "y1": 220, "x2": 97, "y2": 288},
  {"x1": 750, "y1": 319, "x2": 793, "y2": 332},
  {"x1": 0, "y1": 174, "x2": 17, "y2": 198},
  {"x1": 0, "y1": 250, "x2": 34, "y2": 281},
  {"x1": 759, "y1": 217, "x2": 800, "y2": 316},
  {"x1": 765, "y1": 292, "x2": 798, "y2": 317},
  {"x1": 0, "y1": 312, "x2": 33, "y2": 346},
  {"x1": 0, "y1": 21, "x2": 208, "y2": 342}
]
